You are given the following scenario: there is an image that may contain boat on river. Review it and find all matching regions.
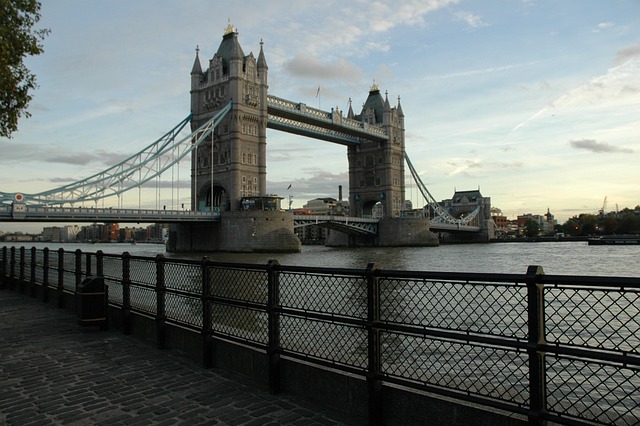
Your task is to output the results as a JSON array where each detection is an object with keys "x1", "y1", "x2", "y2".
[{"x1": 588, "y1": 235, "x2": 640, "y2": 245}]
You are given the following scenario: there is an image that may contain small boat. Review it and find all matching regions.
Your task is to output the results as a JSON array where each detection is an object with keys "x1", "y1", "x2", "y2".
[{"x1": 588, "y1": 236, "x2": 640, "y2": 245}]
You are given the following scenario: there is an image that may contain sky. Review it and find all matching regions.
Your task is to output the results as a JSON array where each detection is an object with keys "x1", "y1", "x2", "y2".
[{"x1": 1, "y1": 0, "x2": 639, "y2": 233}]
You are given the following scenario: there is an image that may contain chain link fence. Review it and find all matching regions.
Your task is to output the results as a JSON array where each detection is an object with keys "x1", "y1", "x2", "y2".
[{"x1": 1, "y1": 246, "x2": 638, "y2": 425}]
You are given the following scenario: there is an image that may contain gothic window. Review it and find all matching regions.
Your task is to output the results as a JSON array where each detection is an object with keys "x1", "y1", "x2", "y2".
[{"x1": 365, "y1": 155, "x2": 374, "y2": 167}]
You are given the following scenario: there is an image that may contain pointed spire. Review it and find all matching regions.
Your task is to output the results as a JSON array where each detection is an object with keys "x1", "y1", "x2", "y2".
[
  {"x1": 397, "y1": 95, "x2": 404, "y2": 117},
  {"x1": 384, "y1": 90, "x2": 391, "y2": 110},
  {"x1": 347, "y1": 97, "x2": 354, "y2": 119},
  {"x1": 257, "y1": 38, "x2": 268, "y2": 69},
  {"x1": 191, "y1": 45, "x2": 202, "y2": 75},
  {"x1": 223, "y1": 18, "x2": 236, "y2": 36}
]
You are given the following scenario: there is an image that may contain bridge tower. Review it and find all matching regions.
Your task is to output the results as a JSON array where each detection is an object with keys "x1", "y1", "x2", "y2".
[
  {"x1": 347, "y1": 83, "x2": 405, "y2": 218},
  {"x1": 189, "y1": 21, "x2": 268, "y2": 212}
]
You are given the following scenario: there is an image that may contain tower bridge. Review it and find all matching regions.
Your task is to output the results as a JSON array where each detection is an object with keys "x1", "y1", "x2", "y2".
[{"x1": 0, "y1": 22, "x2": 494, "y2": 251}]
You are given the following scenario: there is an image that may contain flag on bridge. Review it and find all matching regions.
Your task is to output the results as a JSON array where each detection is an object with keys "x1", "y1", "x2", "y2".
[{"x1": 287, "y1": 184, "x2": 292, "y2": 190}]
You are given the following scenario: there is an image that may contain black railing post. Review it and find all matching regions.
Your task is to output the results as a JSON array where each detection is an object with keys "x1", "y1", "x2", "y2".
[
  {"x1": 29, "y1": 247, "x2": 36, "y2": 298},
  {"x1": 267, "y1": 259, "x2": 281, "y2": 394},
  {"x1": 366, "y1": 262, "x2": 383, "y2": 426},
  {"x1": 0, "y1": 246, "x2": 6, "y2": 289},
  {"x1": 156, "y1": 254, "x2": 166, "y2": 350},
  {"x1": 9, "y1": 246, "x2": 16, "y2": 290},
  {"x1": 96, "y1": 250, "x2": 104, "y2": 277},
  {"x1": 42, "y1": 247, "x2": 49, "y2": 302},
  {"x1": 526, "y1": 265, "x2": 547, "y2": 425},
  {"x1": 57, "y1": 248, "x2": 65, "y2": 308},
  {"x1": 74, "y1": 249, "x2": 83, "y2": 292},
  {"x1": 85, "y1": 252, "x2": 92, "y2": 277},
  {"x1": 122, "y1": 252, "x2": 131, "y2": 335},
  {"x1": 201, "y1": 256, "x2": 213, "y2": 369},
  {"x1": 19, "y1": 247, "x2": 26, "y2": 293}
]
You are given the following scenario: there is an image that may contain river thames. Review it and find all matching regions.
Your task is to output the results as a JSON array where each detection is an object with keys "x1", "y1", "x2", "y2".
[{"x1": 5, "y1": 240, "x2": 640, "y2": 277}]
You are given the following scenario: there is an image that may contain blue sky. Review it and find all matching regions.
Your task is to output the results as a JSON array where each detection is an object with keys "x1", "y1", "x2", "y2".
[{"x1": 1, "y1": 0, "x2": 639, "y2": 232}]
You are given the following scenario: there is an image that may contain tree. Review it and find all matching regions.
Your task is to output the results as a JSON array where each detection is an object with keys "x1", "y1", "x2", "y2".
[
  {"x1": 0, "y1": 0, "x2": 49, "y2": 138},
  {"x1": 523, "y1": 218, "x2": 540, "y2": 238}
]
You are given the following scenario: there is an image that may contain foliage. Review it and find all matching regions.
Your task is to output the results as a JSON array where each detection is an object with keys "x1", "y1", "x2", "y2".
[
  {"x1": 0, "y1": 0, "x2": 49, "y2": 138},
  {"x1": 559, "y1": 206, "x2": 640, "y2": 236},
  {"x1": 523, "y1": 218, "x2": 540, "y2": 238}
]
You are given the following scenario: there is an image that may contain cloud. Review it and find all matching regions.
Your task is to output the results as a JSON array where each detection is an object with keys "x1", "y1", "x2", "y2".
[
  {"x1": 615, "y1": 44, "x2": 640, "y2": 66},
  {"x1": 512, "y1": 54, "x2": 640, "y2": 131},
  {"x1": 284, "y1": 53, "x2": 363, "y2": 81},
  {"x1": 569, "y1": 139, "x2": 633, "y2": 154},
  {"x1": 446, "y1": 157, "x2": 524, "y2": 177},
  {"x1": 592, "y1": 21, "x2": 615, "y2": 33},
  {"x1": 455, "y1": 11, "x2": 487, "y2": 28},
  {"x1": 269, "y1": 169, "x2": 348, "y2": 201}
]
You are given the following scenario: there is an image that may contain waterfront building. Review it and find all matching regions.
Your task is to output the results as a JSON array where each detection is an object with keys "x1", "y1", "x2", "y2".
[
  {"x1": 42, "y1": 227, "x2": 62, "y2": 242},
  {"x1": 60, "y1": 225, "x2": 81, "y2": 242}
]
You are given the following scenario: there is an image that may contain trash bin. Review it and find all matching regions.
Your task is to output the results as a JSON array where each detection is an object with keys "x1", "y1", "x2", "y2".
[{"x1": 76, "y1": 276, "x2": 108, "y2": 329}]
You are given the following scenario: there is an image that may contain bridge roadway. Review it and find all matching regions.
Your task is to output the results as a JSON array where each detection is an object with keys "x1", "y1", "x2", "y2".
[
  {"x1": 0, "y1": 204, "x2": 221, "y2": 223},
  {"x1": 294, "y1": 214, "x2": 480, "y2": 235},
  {"x1": 1, "y1": 204, "x2": 480, "y2": 234}
]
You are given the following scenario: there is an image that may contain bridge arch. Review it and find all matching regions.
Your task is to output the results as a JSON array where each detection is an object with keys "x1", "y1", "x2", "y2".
[
  {"x1": 197, "y1": 183, "x2": 227, "y2": 212},
  {"x1": 361, "y1": 200, "x2": 384, "y2": 219}
]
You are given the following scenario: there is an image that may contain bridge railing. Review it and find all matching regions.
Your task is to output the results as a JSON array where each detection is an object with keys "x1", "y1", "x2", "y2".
[
  {"x1": 1, "y1": 246, "x2": 638, "y2": 426},
  {"x1": 267, "y1": 95, "x2": 387, "y2": 139}
]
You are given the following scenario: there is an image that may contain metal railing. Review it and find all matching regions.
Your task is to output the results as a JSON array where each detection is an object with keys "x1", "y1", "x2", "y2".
[{"x1": 1, "y1": 246, "x2": 638, "y2": 426}]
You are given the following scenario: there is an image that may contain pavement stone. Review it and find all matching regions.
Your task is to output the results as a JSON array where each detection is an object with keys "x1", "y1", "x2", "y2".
[{"x1": 0, "y1": 289, "x2": 363, "y2": 425}]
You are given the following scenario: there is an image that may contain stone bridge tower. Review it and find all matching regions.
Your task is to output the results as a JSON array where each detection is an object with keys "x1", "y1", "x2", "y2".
[
  {"x1": 189, "y1": 21, "x2": 268, "y2": 212},
  {"x1": 347, "y1": 83, "x2": 405, "y2": 218}
]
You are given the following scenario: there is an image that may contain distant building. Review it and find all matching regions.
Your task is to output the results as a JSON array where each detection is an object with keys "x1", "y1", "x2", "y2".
[
  {"x1": 491, "y1": 207, "x2": 508, "y2": 238},
  {"x1": 439, "y1": 189, "x2": 495, "y2": 240},
  {"x1": 60, "y1": 225, "x2": 81, "y2": 242},
  {"x1": 42, "y1": 227, "x2": 62, "y2": 242},
  {"x1": 294, "y1": 196, "x2": 350, "y2": 244},
  {"x1": 302, "y1": 198, "x2": 345, "y2": 215},
  {"x1": 517, "y1": 209, "x2": 557, "y2": 236}
]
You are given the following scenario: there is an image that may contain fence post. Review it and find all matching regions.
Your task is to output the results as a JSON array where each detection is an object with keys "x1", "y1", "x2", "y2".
[
  {"x1": 9, "y1": 246, "x2": 16, "y2": 290},
  {"x1": 201, "y1": 256, "x2": 213, "y2": 369},
  {"x1": 267, "y1": 259, "x2": 281, "y2": 394},
  {"x1": 122, "y1": 252, "x2": 131, "y2": 335},
  {"x1": 96, "y1": 251, "x2": 104, "y2": 277},
  {"x1": 526, "y1": 265, "x2": 547, "y2": 425},
  {"x1": 366, "y1": 262, "x2": 383, "y2": 426},
  {"x1": 29, "y1": 247, "x2": 37, "y2": 298},
  {"x1": 75, "y1": 249, "x2": 83, "y2": 292},
  {"x1": 19, "y1": 247, "x2": 26, "y2": 293},
  {"x1": 85, "y1": 252, "x2": 92, "y2": 277},
  {"x1": 0, "y1": 247, "x2": 5, "y2": 289},
  {"x1": 156, "y1": 254, "x2": 166, "y2": 350},
  {"x1": 42, "y1": 247, "x2": 50, "y2": 303},
  {"x1": 57, "y1": 248, "x2": 65, "y2": 308},
  {"x1": 0, "y1": 246, "x2": 6, "y2": 289}
]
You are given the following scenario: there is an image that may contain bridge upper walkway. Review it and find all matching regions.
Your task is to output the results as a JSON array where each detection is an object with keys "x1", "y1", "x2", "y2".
[{"x1": 266, "y1": 95, "x2": 387, "y2": 146}]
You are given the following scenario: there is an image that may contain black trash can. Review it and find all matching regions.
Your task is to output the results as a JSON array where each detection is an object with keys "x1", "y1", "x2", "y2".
[{"x1": 76, "y1": 276, "x2": 108, "y2": 329}]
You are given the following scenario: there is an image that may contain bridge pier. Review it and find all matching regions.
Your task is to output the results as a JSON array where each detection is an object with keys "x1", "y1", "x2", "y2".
[
  {"x1": 167, "y1": 210, "x2": 301, "y2": 253},
  {"x1": 325, "y1": 217, "x2": 438, "y2": 248}
]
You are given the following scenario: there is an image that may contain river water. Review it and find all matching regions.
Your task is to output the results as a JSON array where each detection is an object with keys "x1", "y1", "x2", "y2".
[{"x1": 5, "y1": 241, "x2": 640, "y2": 277}]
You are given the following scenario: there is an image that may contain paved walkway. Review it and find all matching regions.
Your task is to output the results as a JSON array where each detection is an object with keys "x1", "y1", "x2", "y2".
[{"x1": 0, "y1": 289, "x2": 361, "y2": 425}]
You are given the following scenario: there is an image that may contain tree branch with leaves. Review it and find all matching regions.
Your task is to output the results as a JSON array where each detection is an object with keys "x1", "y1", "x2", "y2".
[{"x1": 0, "y1": 0, "x2": 49, "y2": 138}]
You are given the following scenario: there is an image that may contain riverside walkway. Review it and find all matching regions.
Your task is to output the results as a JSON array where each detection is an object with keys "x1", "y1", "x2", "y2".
[{"x1": 0, "y1": 290, "x2": 360, "y2": 425}]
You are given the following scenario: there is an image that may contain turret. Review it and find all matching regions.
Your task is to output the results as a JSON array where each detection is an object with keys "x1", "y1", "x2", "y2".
[{"x1": 190, "y1": 48, "x2": 203, "y2": 114}]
